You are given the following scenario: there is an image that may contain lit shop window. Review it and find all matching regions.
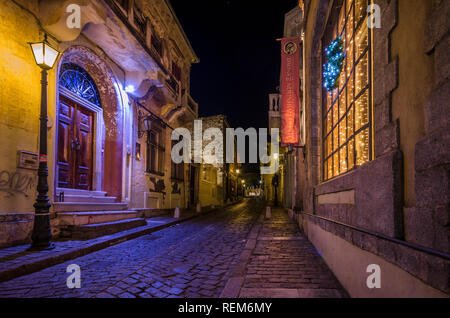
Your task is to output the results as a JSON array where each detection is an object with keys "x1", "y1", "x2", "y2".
[{"x1": 322, "y1": 0, "x2": 372, "y2": 181}]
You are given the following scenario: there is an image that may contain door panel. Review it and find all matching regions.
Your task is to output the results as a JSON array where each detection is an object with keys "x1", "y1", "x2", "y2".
[
  {"x1": 57, "y1": 95, "x2": 94, "y2": 190},
  {"x1": 57, "y1": 99, "x2": 75, "y2": 188},
  {"x1": 74, "y1": 106, "x2": 93, "y2": 190}
]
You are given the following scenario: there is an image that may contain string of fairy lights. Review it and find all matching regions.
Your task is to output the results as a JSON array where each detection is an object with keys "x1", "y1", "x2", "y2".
[{"x1": 323, "y1": 0, "x2": 370, "y2": 180}]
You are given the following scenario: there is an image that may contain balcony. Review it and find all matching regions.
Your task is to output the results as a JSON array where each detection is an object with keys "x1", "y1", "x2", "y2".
[
  {"x1": 166, "y1": 74, "x2": 180, "y2": 96},
  {"x1": 269, "y1": 93, "x2": 281, "y2": 114},
  {"x1": 186, "y1": 94, "x2": 198, "y2": 116}
]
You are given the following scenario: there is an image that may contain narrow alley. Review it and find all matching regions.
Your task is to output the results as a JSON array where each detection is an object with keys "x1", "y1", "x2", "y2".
[{"x1": 0, "y1": 200, "x2": 345, "y2": 298}]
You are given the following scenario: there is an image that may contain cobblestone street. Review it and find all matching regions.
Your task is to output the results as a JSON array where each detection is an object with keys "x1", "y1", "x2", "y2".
[{"x1": 0, "y1": 200, "x2": 346, "y2": 298}]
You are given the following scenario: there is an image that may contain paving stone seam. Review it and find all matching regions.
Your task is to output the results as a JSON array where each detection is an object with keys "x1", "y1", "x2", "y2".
[{"x1": 219, "y1": 210, "x2": 264, "y2": 298}]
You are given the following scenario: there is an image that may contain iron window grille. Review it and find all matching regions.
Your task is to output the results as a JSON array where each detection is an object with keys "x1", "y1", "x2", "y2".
[{"x1": 59, "y1": 63, "x2": 101, "y2": 107}]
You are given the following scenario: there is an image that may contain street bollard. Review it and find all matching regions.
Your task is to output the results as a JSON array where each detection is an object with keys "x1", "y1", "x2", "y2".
[
  {"x1": 265, "y1": 206, "x2": 271, "y2": 219},
  {"x1": 196, "y1": 202, "x2": 202, "y2": 213},
  {"x1": 174, "y1": 207, "x2": 180, "y2": 219}
]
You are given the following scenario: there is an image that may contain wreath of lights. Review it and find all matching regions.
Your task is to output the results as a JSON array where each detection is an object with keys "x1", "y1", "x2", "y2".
[{"x1": 323, "y1": 37, "x2": 345, "y2": 92}]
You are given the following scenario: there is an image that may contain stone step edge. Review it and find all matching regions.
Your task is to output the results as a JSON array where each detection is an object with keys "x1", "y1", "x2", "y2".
[
  {"x1": 0, "y1": 207, "x2": 222, "y2": 284},
  {"x1": 75, "y1": 218, "x2": 146, "y2": 229},
  {"x1": 57, "y1": 210, "x2": 138, "y2": 216}
]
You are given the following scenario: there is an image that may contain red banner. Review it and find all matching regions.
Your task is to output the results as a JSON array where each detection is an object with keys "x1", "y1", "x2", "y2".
[{"x1": 280, "y1": 37, "x2": 300, "y2": 146}]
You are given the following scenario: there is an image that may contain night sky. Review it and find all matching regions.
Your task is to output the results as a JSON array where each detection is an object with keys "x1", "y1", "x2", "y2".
[{"x1": 171, "y1": 0, "x2": 298, "y2": 130}]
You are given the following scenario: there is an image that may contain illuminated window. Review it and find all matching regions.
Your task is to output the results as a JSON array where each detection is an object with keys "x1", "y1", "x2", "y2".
[
  {"x1": 322, "y1": 0, "x2": 372, "y2": 181},
  {"x1": 59, "y1": 63, "x2": 101, "y2": 107}
]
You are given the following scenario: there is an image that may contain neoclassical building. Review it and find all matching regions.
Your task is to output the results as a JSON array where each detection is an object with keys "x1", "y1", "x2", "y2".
[
  {"x1": 0, "y1": 0, "x2": 199, "y2": 245},
  {"x1": 280, "y1": 0, "x2": 449, "y2": 297}
]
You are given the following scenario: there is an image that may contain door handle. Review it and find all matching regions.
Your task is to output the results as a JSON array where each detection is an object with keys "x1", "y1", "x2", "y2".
[{"x1": 72, "y1": 139, "x2": 81, "y2": 151}]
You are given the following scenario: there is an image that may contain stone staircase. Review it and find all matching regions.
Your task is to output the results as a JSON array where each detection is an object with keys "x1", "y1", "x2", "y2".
[{"x1": 54, "y1": 189, "x2": 146, "y2": 240}]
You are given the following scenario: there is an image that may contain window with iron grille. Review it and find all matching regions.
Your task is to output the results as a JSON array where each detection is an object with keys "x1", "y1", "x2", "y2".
[
  {"x1": 116, "y1": 0, "x2": 128, "y2": 12},
  {"x1": 172, "y1": 61, "x2": 182, "y2": 82},
  {"x1": 151, "y1": 31, "x2": 163, "y2": 57},
  {"x1": 322, "y1": 0, "x2": 373, "y2": 181},
  {"x1": 133, "y1": 5, "x2": 146, "y2": 36},
  {"x1": 146, "y1": 124, "x2": 165, "y2": 175}
]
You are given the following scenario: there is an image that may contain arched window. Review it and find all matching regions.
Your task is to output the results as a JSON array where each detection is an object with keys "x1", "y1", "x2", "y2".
[
  {"x1": 322, "y1": 0, "x2": 372, "y2": 181},
  {"x1": 59, "y1": 63, "x2": 101, "y2": 107}
]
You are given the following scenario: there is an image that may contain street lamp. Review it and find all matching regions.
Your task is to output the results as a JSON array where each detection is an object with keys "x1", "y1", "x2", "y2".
[{"x1": 28, "y1": 34, "x2": 60, "y2": 250}]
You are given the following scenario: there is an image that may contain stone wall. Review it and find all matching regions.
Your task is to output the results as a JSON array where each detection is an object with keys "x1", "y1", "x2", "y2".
[
  {"x1": 298, "y1": 0, "x2": 449, "y2": 295},
  {"x1": 406, "y1": 0, "x2": 450, "y2": 254}
]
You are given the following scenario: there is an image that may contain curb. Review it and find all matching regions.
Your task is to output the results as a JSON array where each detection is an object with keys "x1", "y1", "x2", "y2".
[
  {"x1": 0, "y1": 204, "x2": 240, "y2": 284},
  {"x1": 220, "y1": 211, "x2": 264, "y2": 298}
]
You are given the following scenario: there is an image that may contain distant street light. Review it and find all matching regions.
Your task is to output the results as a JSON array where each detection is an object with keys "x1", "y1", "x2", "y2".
[{"x1": 28, "y1": 34, "x2": 60, "y2": 250}]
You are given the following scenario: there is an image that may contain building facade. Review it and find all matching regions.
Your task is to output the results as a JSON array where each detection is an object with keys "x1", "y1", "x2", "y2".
[
  {"x1": 186, "y1": 115, "x2": 240, "y2": 208},
  {"x1": 0, "y1": 0, "x2": 199, "y2": 246},
  {"x1": 279, "y1": 0, "x2": 449, "y2": 297},
  {"x1": 261, "y1": 93, "x2": 288, "y2": 206}
]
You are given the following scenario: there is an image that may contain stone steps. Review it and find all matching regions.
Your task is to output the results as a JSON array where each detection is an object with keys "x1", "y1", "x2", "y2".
[
  {"x1": 53, "y1": 189, "x2": 143, "y2": 240},
  {"x1": 60, "y1": 195, "x2": 117, "y2": 203},
  {"x1": 53, "y1": 202, "x2": 128, "y2": 212},
  {"x1": 56, "y1": 188, "x2": 107, "y2": 197},
  {"x1": 68, "y1": 218, "x2": 147, "y2": 240},
  {"x1": 55, "y1": 188, "x2": 118, "y2": 205},
  {"x1": 58, "y1": 210, "x2": 142, "y2": 226}
]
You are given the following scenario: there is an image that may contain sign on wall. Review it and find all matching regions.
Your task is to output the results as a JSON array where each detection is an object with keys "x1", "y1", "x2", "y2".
[
  {"x1": 17, "y1": 151, "x2": 39, "y2": 170},
  {"x1": 280, "y1": 37, "x2": 301, "y2": 147}
]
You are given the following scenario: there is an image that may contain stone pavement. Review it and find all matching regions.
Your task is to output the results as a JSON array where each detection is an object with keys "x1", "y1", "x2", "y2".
[
  {"x1": 0, "y1": 200, "x2": 261, "y2": 298},
  {"x1": 0, "y1": 207, "x2": 221, "y2": 283},
  {"x1": 0, "y1": 200, "x2": 348, "y2": 298},
  {"x1": 221, "y1": 207, "x2": 348, "y2": 298}
]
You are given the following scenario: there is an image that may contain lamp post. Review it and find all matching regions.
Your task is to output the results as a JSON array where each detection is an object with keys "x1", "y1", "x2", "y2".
[{"x1": 28, "y1": 35, "x2": 60, "y2": 250}]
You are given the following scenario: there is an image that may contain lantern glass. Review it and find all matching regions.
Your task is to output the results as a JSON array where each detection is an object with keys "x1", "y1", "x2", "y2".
[
  {"x1": 44, "y1": 43, "x2": 59, "y2": 69},
  {"x1": 30, "y1": 41, "x2": 60, "y2": 69},
  {"x1": 30, "y1": 43, "x2": 44, "y2": 65}
]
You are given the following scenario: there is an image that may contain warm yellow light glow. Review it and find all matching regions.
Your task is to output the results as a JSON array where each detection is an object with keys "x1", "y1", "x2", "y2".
[
  {"x1": 44, "y1": 44, "x2": 59, "y2": 68},
  {"x1": 30, "y1": 43, "x2": 44, "y2": 65},
  {"x1": 236, "y1": 169, "x2": 240, "y2": 174},
  {"x1": 29, "y1": 40, "x2": 60, "y2": 69},
  {"x1": 323, "y1": 0, "x2": 371, "y2": 181}
]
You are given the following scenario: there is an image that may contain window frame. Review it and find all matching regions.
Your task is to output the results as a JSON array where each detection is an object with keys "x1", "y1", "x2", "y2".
[
  {"x1": 146, "y1": 124, "x2": 165, "y2": 176},
  {"x1": 321, "y1": 0, "x2": 373, "y2": 181}
]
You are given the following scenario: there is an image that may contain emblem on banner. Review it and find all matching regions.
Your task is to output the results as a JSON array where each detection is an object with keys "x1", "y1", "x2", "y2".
[{"x1": 283, "y1": 41, "x2": 297, "y2": 55}]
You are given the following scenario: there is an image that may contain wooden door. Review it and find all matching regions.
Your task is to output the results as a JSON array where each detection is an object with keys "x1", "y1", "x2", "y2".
[{"x1": 57, "y1": 96, "x2": 94, "y2": 190}]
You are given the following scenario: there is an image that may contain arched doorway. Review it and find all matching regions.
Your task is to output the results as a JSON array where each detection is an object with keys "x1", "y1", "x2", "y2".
[
  {"x1": 55, "y1": 46, "x2": 124, "y2": 203},
  {"x1": 56, "y1": 63, "x2": 101, "y2": 191}
]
